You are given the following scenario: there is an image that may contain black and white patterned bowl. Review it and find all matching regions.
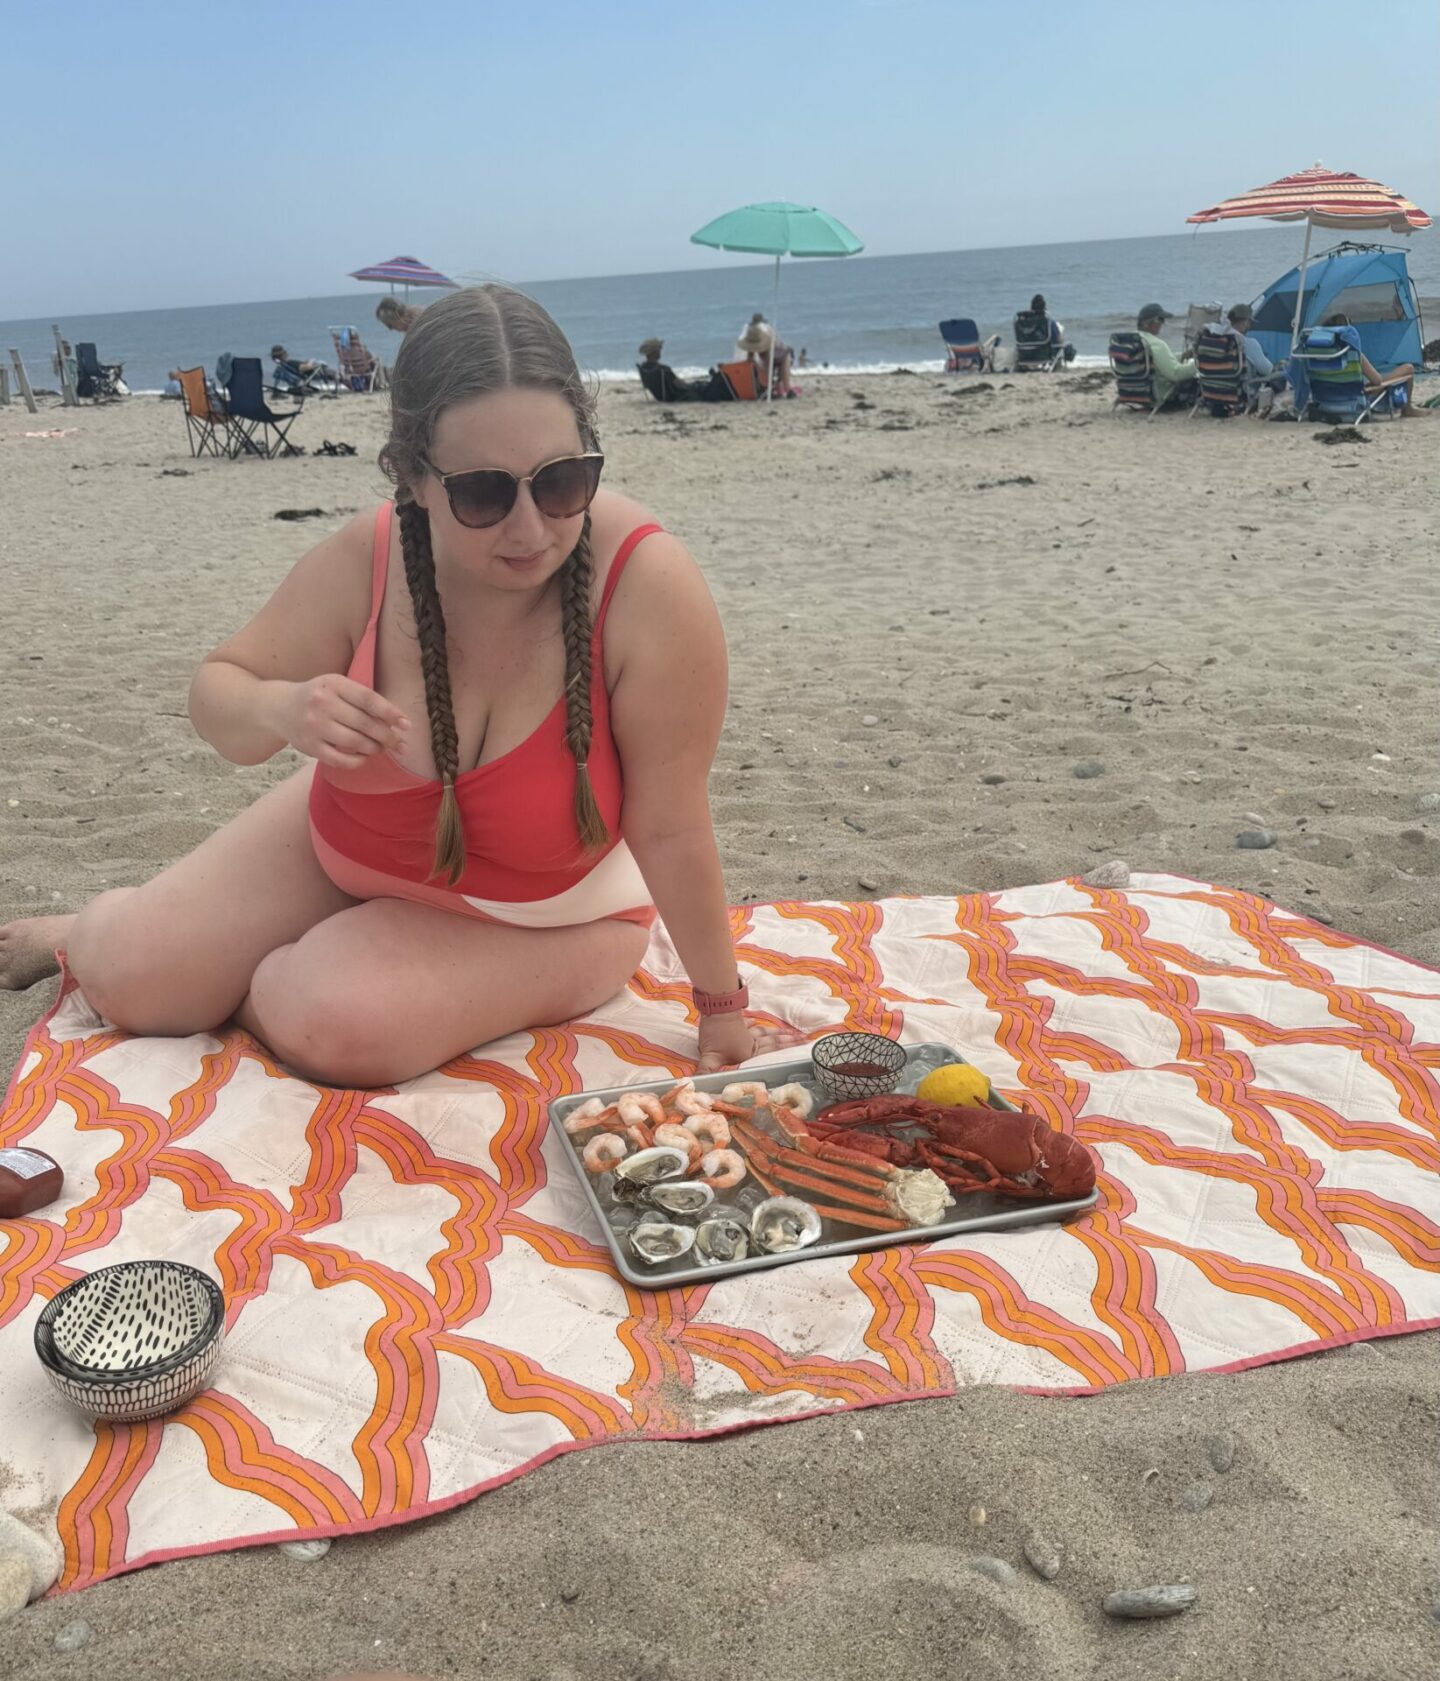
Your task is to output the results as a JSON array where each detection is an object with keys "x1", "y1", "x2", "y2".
[
  {"x1": 34, "y1": 1260, "x2": 225, "y2": 1423},
  {"x1": 811, "y1": 1032, "x2": 908, "y2": 1104}
]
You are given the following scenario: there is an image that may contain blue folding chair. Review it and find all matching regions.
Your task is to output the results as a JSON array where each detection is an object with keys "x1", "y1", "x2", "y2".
[
  {"x1": 1289, "y1": 326, "x2": 1398, "y2": 424},
  {"x1": 224, "y1": 357, "x2": 304, "y2": 456},
  {"x1": 939, "y1": 318, "x2": 988, "y2": 373}
]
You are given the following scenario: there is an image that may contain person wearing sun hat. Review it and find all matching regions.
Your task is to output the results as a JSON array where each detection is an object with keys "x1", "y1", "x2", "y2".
[
  {"x1": 736, "y1": 312, "x2": 796, "y2": 397},
  {"x1": 1135, "y1": 303, "x2": 1197, "y2": 409}
]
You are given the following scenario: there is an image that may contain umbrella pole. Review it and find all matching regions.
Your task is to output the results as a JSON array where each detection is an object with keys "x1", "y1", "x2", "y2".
[
  {"x1": 766, "y1": 253, "x2": 780, "y2": 403},
  {"x1": 1289, "y1": 219, "x2": 1314, "y2": 355}
]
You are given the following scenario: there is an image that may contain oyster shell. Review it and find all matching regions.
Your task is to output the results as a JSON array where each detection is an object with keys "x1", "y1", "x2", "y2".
[
  {"x1": 693, "y1": 1214, "x2": 751, "y2": 1266},
  {"x1": 627, "y1": 1213, "x2": 697, "y2": 1265},
  {"x1": 644, "y1": 1180, "x2": 715, "y2": 1217},
  {"x1": 750, "y1": 1196, "x2": 822, "y2": 1254},
  {"x1": 612, "y1": 1145, "x2": 689, "y2": 1194}
]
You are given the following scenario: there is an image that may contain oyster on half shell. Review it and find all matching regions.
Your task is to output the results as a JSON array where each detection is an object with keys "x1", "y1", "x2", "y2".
[
  {"x1": 693, "y1": 1214, "x2": 751, "y2": 1266},
  {"x1": 750, "y1": 1196, "x2": 822, "y2": 1255},
  {"x1": 612, "y1": 1146, "x2": 689, "y2": 1200},
  {"x1": 644, "y1": 1180, "x2": 715, "y2": 1217},
  {"x1": 627, "y1": 1212, "x2": 697, "y2": 1266}
]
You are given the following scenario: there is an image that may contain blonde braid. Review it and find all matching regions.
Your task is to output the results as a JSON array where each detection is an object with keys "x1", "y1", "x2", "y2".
[
  {"x1": 560, "y1": 512, "x2": 609, "y2": 851},
  {"x1": 396, "y1": 499, "x2": 467, "y2": 883}
]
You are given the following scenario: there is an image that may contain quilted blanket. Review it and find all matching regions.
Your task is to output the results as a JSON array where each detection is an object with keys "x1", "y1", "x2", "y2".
[{"x1": 2, "y1": 874, "x2": 1437, "y2": 1593}]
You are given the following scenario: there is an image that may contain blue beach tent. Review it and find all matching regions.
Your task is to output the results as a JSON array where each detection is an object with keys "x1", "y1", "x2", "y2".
[{"x1": 1248, "y1": 242, "x2": 1423, "y2": 373}]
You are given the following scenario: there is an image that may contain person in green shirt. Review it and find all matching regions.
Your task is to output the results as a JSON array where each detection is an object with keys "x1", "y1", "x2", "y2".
[{"x1": 1136, "y1": 303, "x2": 1198, "y2": 409}]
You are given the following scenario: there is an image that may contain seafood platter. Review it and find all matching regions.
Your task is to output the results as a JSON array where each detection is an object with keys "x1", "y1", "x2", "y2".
[{"x1": 549, "y1": 1034, "x2": 1099, "y2": 1289}]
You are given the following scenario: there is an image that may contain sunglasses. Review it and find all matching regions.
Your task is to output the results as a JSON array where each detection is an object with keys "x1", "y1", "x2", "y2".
[{"x1": 430, "y1": 451, "x2": 604, "y2": 530}]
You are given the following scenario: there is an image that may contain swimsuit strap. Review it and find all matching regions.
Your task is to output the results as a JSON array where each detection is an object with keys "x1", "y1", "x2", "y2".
[
  {"x1": 367, "y1": 502, "x2": 394, "y2": 628},
  {"x1": 594, "y1": 523, "x2": 662, "y2": 635}
]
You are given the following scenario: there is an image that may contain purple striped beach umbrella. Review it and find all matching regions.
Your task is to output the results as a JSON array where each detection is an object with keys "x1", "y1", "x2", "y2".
[{"x1": 348, "y1": 255, "x2": 459, "y2": 297}]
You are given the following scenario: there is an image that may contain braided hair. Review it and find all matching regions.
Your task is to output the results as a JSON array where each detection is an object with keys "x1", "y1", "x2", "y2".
[{"x1": 380, "y1": 285, "x2": 608, "y2": 884}]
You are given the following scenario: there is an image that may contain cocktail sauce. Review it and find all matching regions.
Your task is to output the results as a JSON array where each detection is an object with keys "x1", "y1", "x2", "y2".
[{"x1": 0, "y1": 1147, "x2": 64, "y2": 1217}]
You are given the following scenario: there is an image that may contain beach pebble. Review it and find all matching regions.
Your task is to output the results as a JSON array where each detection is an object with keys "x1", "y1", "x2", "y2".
[
  {"x1": 1309, "y1": 908, "x2": 1335, "y2": 926},
  {"x1": 0, "y1": 1556, "x2": 29, "y2": 1622},
  {"x1": 1414, "y1": 792, "x2": 1440, "y2": 813},
  {"x1": 1243, "y1": 811, "x2": 1268, "y2": 825},
  {"x1": 559, "y1": 1585, "x2": 581, "y2": 1604},
  {"x1": 1072, "y1": 759, "x2": 1104, "y2": 779},
  {"x1": 1371, "y1": 751, "x2": 1391, "y2": 762},
  {"x1": 1205, "y1": 1430, "x2": 1237, "y2": 1473},
  {"x1": 54, "y1": 1617, "x2": 93, "y2": 1653},
  {"x1": 887, "y1": 756, "x2": 902, "y2": 769},
  {"x1": 277, "y1": 1538, "x2": 332, "y2": 1562},
  {"x1": 0, "y1": 1512, "x2": 62, "y2": 1599},
  {"x1": 1317, "y1": 797, "x2": 1337, "y2": 810},
  {"x1": 967, "y1": 1502, "x2": 987, "y2": 1526},
  {"x1": 969, "y1": 1556, "x2": 1018, "y2": 1586},
  {"x1": 980, "y1": 772, "x2": 1006, "y2": 785},
  {"x1": 1082, "y1": 859, "x2": 1130, "y2": 888},
  {"x1": 1103, "y1": 1584, "x2": 1198, "y2": 1620},
  {"x1": 862, "y1": 715, "x2": 879, "y2": 727},
  {"x1": 1179, "y1": 1481, "x2": 1214, "y2": 1513},
  {"x1": 858, "y1": 876, "x2": 879, "y2": 892},
  {"x1": 1236, "y1": 829, "x2": 1276, "y2": 850},
  {"x1": 1023, "y1": 1532, "x2": 1062, "y2": 1581}
]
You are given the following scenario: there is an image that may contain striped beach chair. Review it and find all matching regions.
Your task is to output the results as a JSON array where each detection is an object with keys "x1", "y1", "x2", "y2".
[
  {"x1": 329, "y1": 326, "x2": 382, "y2": 393},
  {"x1": 1290, "y1": 326, "x2": 1396, "y2": 424},
  {"x1": 1190, "y1": 328, "x2": 1249, "y2": 418},
  {"x1": 1107, "y1": 332, "x2": 1159, "y2": 415},
  {"x1": 939, "y1": 318, "x2": 988, "y2": 373},
  {"x1": 1013, "y1": 310, "x2": 1062, "y2": 372}
]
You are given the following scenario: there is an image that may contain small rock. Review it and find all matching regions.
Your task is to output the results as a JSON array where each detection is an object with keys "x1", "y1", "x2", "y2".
[
  {"x1": 1309, "y1": 908, "x2": 1335, "y2": 926},
  {"x1": 1072, "y1": 760, "x2": 1104, "y2": 780},
  {"x1": 967, "y1": 1503, "x2": 987, "y2": 1526},
  {"x1": 559, "y1": 1585, "x2": 581, "y2": 1604},
  {"x1": 1205, "y1": 1429, "x2": 1237, "y2": 1472},
  {"x1": 1257, "y1": 879, "x2": 1277, "y2": 898},
  {"x1": 1317, "y1": 797, "x2": 1337, "y2": 810},
  {"x1": 980, "y1": 772, "x2": 1006, "y2": 786},
  {"x1": 861, "y1": 715, "x2": 879, "y2": 727},
  {"x1": 970, "y1": 1556, "x2": 1018, "y2": 1585},
  {"x1": 858, "y1": 876, "x2": 878, "y2": 892},
  {"x1": 1179, "y1": 1481, "x2": 1214, "y2": 1513},
  {"x1": 1415, "y1": 792, "x2": 1440, "y2": 813},
  {"x1": 1236, "y1": 829, "x2": 1276, "y2": 850},
  {"x1": 278, "y1": 1538, "x2": 332, "y2": 1562},
  {"x1": 1023, "y1": 1533, "x2": 1062, "y2": 1581},
  {"x1": 887, "y1": 756, "x2": 902, "y2": 769},
  {"x1": 1399, "y1": 828, "x2": 1427, "y2": 844},
  {"x1": 1103, "y1": 1584, "x2": 1198, "y2": 1620},
  {"x1": 54, "y1": 1618, "x2": 93, "y2": 1653},
  {"x1": 1243, "y1": 811, "x2": 1267, "y2": 825},
  {"x1": 1371, "y1": 751, "x2": 1391, "y2": 762},
  {"x1": 0, "y1": 1556, "x2": 29, "y2": 1622},
  {"x1": 1082, "y1": 859, "x2": 1129, "y2": 888}
]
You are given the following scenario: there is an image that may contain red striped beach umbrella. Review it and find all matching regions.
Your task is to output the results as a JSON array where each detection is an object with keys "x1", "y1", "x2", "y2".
[
  {"x1": 348, "y1": 255, "x2": 458, "y2": 296},
  {"x1": 1187, "y1": 164, "x2": 1431, "y2": 348}
]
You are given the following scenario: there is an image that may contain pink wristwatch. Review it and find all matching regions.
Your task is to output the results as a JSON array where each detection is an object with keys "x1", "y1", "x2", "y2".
[{"x1": 692, "y1": 983, "x2": 750, "y2": 1017}]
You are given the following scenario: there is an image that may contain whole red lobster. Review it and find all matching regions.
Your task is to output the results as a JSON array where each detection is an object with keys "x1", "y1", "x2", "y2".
[{"x1": 811, "y1": 1096, "x2": 1096, "y2": 1202}]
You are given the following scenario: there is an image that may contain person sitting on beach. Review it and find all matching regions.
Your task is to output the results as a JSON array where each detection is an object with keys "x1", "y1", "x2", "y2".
[
  {"x1": 0, "y1": 286, "x2": 800, "y2": 1087},
  {"x1": 1210, "y1": 305, "x2": 1286, "y2": 408},
  {"x1": 636, "y1": 337, "x2": 698, "y2": 403},
  {"x1": 1135, "y1": 304, "x2": 1197, "y2": 408},
  {"x1": 1021, "y1": 295, "x2": 1077, "y2": 364},
  {"x1": 376, "y1": 297, "x2": 422, "y2": 335},
  {"x1": 1319, "y1": 313, "x2": 1421, "y2": 416},
  {"x1": 737, "y1": 314, "x2": 796, "y2": 397},
  {"x1": 270, "y1": 346, "x2": 334, "y2": 392}
]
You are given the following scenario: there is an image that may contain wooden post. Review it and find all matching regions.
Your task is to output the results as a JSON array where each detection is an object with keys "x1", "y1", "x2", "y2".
[
  {"x1": 51, "y1": 325, "x2": 77, "y2": 405},
  {"x1": 0, "y1": 363, "x2": 10, "y2": 405},
  {"x1": 7, "y1": 350, "x2": 38, "y2": 413}
]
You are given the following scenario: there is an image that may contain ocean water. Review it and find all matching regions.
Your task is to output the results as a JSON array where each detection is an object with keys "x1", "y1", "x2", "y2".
[{"x1": 2, "y1": 225, "x2": 1435, "y2": 394}]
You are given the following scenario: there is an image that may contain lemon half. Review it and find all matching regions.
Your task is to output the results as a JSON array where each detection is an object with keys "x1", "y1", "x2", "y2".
[{"x1": 916, "y1": 1062, "x2": 991, "y2": 1106}]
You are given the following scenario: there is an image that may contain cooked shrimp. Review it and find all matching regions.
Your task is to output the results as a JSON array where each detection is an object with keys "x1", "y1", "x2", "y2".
[
  {"x1": 653, "y1": 1123, "x2": 704, "y2": 1169},
  {"x1": 682, "y1": 1113, "x2": 731, "y2": 1151},
  {"x1": 617, "y1": 1091, "x2": 666, "y2": 1127},
  {"x1": 720, "y1": 1081, "x2": 771, "y2": 1107},
  {"x1": 769, "y1": 1083, "x2": 814, "y2": 1120},
  {"x1": 698, "y1": 1148, "x2": 746, "y2": 1189},
  {"x1": 582, "y1": 1133, "x2": 629, "y2": 1175},
  {"x1": 563, "y1": 1100, "x2": 617, "y2": 1137},
  {"x1": 673, "y1": 1088, "x2": 718, "y2": 1116},
  {"x1": 622, "y1": 1124, "x2": 653, "y2": 1152}
]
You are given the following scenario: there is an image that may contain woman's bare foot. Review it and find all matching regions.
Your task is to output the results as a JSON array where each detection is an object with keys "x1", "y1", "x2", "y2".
[{"x1": 0, "y1": 916, "x2": 73, "y2": 990}]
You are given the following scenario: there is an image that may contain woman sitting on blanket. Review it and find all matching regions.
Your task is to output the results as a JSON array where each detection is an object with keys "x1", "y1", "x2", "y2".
[{"x1": 0, "y1": 286, "x2": 799, "y2": 1086}]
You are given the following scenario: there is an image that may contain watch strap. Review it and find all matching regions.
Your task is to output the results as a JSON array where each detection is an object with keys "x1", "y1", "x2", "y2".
[{"x1": 692, "y1": 983, "x2": 750, "y2": 1017}]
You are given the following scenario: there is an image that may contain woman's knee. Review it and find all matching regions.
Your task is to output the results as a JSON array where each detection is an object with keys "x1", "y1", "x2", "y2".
[{"x1": 246, "y1": 949, "x2": 399, "y2": 1088}]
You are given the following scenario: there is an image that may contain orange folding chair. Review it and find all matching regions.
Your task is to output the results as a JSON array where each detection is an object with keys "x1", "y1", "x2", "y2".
[
  {"x1": 176, "y1": 368, "x2": 235, "y2": 457},
  {"x1": 716, "y1": 359, "x2": 763, "y2": 401}
]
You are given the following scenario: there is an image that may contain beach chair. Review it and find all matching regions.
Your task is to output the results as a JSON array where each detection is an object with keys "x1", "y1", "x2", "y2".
[
  {"x1": 1107, "y1": 332, "x2": 1160, "y2": 416},
  {"x1": 1190, "y1": 328, "x2": 1250, "y2": 418},
  {"x1": 329, "y1": 326, "x2": 380, "y2": 393},
  {"x1": 1289, "y1": 326, "x2": 1397, "y2": 425},
  {"x1": 715, "y1": 359, "x2": 763, "y2": 401},
  {"x1": 939, "y1": 319, "x2": 987, "y2": 373},
  {"x1": 74, "y1": 342, "x2": 125, "y2": 401},
  {"x1": 638, "y1": 361, "x2": 692, "y2": 403},
  {"x1": 1013, "y1": 310, "x2": 1062, "y2": 372},
  {"x1": 271, "y1": 355, "x2": 335, "y2": 397},
  {"x1": 1182, "y1": 302, "x2": 1222, "y2": 357},
  {"x1": 175, "y1": 367, "x2": 235, "y2": 458},
  {"x1": 224, "y1": 358, "x2": 304, "y2": 457}
]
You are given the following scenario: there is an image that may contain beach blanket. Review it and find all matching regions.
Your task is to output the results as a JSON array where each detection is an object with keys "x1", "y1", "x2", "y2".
[{"x1": 3, "y1": 873, "x2": 1437, "y2": 1593}]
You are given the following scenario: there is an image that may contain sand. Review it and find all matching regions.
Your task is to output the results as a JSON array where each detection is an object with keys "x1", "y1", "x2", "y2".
[{"x1": 2, "y1": 375, "x2": 1437, "y2": 1677}]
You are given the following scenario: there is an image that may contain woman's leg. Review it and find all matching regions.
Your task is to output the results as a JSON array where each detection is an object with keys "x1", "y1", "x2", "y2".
[
  {"x1": 238, "y1": 902, "x2": 649, "y2": 1087},
  {"x1": 56, "y1": 770, "x2": 355, "y2": 1035}
]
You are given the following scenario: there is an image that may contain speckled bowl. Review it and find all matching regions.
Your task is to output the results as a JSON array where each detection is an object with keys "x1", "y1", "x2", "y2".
[
  {"x1": 811, "y1": 1032, "x2": 908, "y2": 1105},
  {"x1": 34, "y1": 1260, "x2": 225, "y2": 1423}
]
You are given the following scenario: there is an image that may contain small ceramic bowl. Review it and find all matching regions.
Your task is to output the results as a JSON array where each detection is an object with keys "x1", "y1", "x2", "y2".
[
  {"x1": 811, "y1": 1032, "x2": 908, "y2": 1105},
  {"x1": 34, "y1": 1260, "x2": 225, "y2": 1423}
]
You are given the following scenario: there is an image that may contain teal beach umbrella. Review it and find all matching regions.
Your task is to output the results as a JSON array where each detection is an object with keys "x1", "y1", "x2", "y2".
[{"x1": 690, "y1": 201, "x2": 864, "y2": 399}]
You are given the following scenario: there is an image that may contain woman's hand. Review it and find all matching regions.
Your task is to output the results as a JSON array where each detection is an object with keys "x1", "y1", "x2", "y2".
[
  {"x1": 697, "y1": 1012, "x2": 807, "y2": 1075},
  {"x1": 272, "y1": 675, "x2": 410, "y2": 769}
]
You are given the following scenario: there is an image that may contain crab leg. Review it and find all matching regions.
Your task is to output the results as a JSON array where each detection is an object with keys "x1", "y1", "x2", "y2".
[
  {"x1": 730, "y1": 1117, "x2": 910, "y2": 1231},
  {"x1": 741, "y1": 1150, "x2": 910, "y2": 1233}
]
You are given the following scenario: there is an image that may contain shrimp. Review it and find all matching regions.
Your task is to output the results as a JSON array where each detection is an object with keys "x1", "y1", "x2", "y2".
[
  {"x1": 673, "y1": 1089, "x2": 718, "y2": 1116},
  {"x1": 622, "y1": 1124, "x2": 653, "y2": 1152},
  {"x1": 698, "y1": 1148, "x2": 746, "y2": 1189},
  {"x1": 683, "y1": 1113, "x2": 731, "y2": 1151},
  {"x1": 617, "y1": 1091, "x2": 666, "y2": 1127},
  {"x1": 582, "y1": 1133, "x2": 629, "y2": 1175},
  {"x1": 720, "y1": 1081, "x2": 771, "y2": 1107},
  {"x1": 653, "y1": 1123, "x2": 704, "y2": 1169},
  {"x1": 768, "y1": 1083, "x2": 814, "y2": 1120},
  {"x1": 563, "y1": 1099, "x2": 617, "y2": 1138}
]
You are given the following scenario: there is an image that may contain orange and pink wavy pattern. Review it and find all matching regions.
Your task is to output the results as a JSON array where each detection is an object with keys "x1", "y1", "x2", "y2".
[{"x1": 2, "y1": 875, "x2": 1437, "y2": 1593}]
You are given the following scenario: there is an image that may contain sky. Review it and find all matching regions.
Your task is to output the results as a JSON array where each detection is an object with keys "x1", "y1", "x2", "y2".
[{"x1": 4, "y1": 0, "x2": 1437, "y2": 317}]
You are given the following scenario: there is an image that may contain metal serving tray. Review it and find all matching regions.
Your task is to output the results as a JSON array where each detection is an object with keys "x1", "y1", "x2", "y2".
[{"x1": 548, "y1": 1043, "x2": 1098, "y2": 1290}]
